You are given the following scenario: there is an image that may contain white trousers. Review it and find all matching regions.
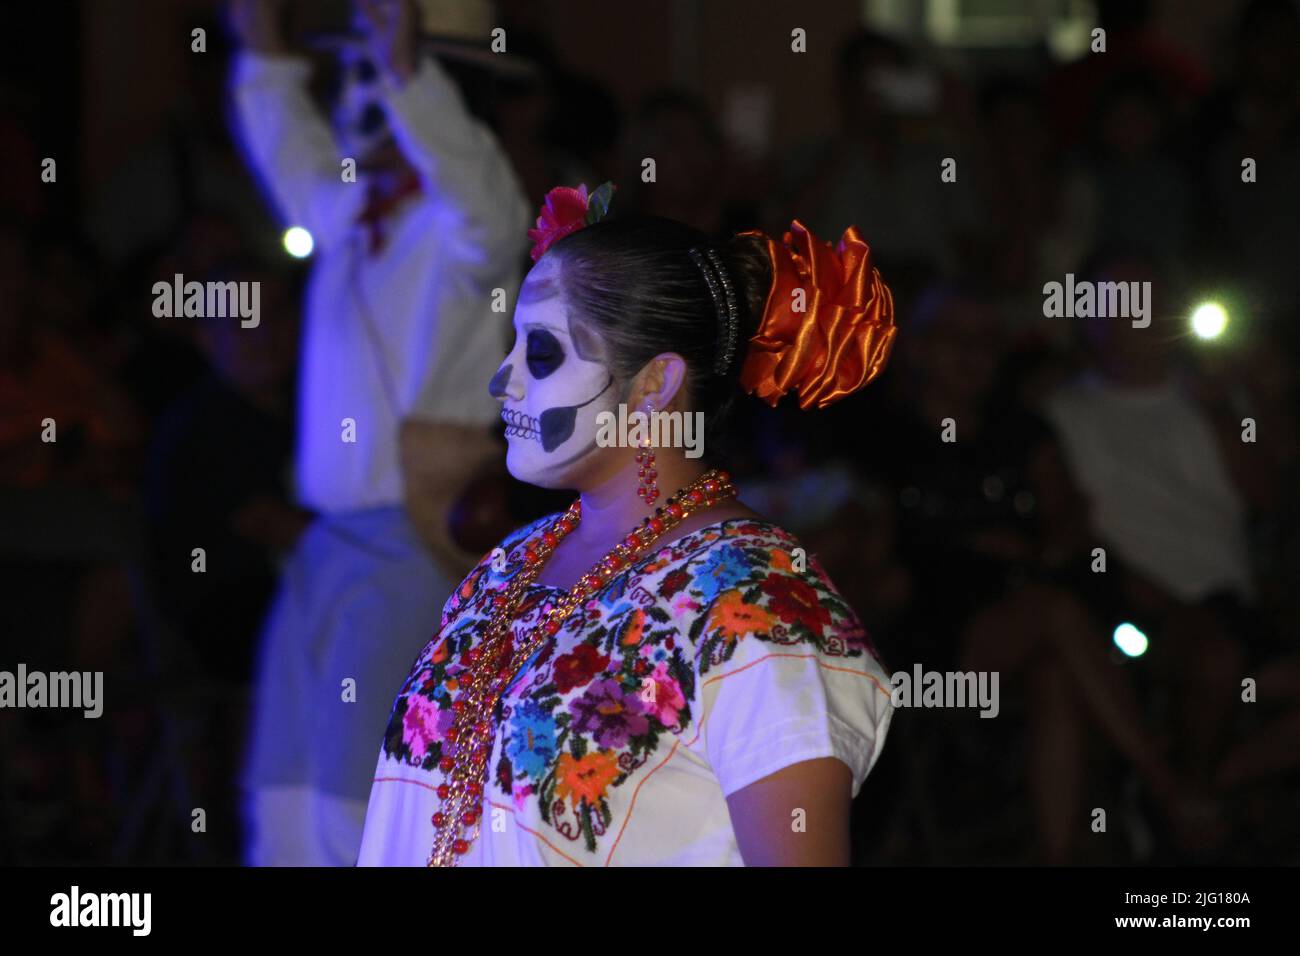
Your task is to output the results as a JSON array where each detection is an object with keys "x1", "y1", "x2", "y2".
[{"x1": 240, "y1": 507, "x2": 453, "y2": 866}]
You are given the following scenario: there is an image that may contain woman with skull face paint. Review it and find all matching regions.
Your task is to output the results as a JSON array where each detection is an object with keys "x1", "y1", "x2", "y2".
[{"x1": 358, "y1": 184, "x2": 900, "y2": 866}]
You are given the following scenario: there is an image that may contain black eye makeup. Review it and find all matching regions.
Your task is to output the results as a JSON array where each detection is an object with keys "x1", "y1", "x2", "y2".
[{"x1": 525, "y1": 328, "x2": 565, "y2": 379}]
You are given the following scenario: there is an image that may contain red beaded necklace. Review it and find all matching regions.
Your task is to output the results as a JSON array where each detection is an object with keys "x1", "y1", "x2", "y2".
[{"x1": 426, "y1": 468, "x2": 737, "y2": 866}]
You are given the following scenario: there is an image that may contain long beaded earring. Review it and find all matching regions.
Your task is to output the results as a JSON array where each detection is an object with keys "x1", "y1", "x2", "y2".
[{"x1": 635, "y1": 405, "x2": 658, "y2": 505}]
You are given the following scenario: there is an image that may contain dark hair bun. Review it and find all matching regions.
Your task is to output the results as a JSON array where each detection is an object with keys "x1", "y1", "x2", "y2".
[{"x1": 548, "y1": 216, "x2": 772, "y2": 450}]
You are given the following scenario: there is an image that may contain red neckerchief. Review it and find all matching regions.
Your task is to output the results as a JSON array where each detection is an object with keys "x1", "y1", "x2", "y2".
[{"x1": 356, "y1": 168, "x2": 424, "y2": 255}]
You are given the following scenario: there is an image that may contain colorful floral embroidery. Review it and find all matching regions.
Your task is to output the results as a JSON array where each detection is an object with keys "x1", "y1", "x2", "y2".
[
  {"x1": 505, "y1": 700, "x2": 558, "y2": 780},
  {"x1": 378, "y1": 514, "x2": 882, "y2": 856},
  {"x1": 553, "y1": 644, "x2": 610, "y2": 694}
]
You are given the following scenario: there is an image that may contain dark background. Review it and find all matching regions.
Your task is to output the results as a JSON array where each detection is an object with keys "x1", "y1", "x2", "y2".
[{"x1": 2, "y1": 0, "x2": 1298, "y2": 865}]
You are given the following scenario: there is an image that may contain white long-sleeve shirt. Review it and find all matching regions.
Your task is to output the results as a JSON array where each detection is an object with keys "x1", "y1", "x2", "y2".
[{"x1": 231, "y1": 51, "x2": 530, "y2": 514}]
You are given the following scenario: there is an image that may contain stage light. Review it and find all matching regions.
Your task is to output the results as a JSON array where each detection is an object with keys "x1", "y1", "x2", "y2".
[
  {"x1": 1190, "y1": 301, "x2": 1228, "y2": 340},
  {"x1": 283, "y1": 226, "x2": 314, "y2": 258},
  {"x1": 1113, "y1": 622, "x2": 1149, "y2": 658}
]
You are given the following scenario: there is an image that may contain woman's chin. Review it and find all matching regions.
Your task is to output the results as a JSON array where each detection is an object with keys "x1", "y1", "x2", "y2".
[{"x1": 505, "y1": 447, "x2": 563, "y2": 490}]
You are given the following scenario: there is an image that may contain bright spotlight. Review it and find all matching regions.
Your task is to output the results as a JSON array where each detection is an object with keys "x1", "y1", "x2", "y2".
[
  {"x1": 1190, "y1": 301, "x2": 1228, "y2": 340},
  {"x1": 1113, "y1": 622, "x2": 1149, "y2": 658},
  {"x1": 283, "y1": 226, "x2": 314, "y2": 259}
]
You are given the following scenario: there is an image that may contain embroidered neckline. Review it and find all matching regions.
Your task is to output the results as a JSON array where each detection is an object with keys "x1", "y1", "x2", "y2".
[{"x1": 521, "y1": 516, "x2": 797, "y2": 594}]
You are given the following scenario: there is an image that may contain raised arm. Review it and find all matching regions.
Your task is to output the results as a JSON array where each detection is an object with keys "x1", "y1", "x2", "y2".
[
  {"x1": 357, "y1": 0, "x2": 530, "y2": 267},
  {"x1": 227, "y1": 0, "x2": 365, "y2": 250}
]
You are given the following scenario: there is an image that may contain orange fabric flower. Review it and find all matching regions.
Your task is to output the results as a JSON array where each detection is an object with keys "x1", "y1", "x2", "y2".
[{"x1": 738, "y1": 220, "x2": 897, "y2": 409}]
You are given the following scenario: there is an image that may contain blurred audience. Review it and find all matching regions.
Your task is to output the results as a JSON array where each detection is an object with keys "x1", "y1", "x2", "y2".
[
  {"x1": 1060, "y1": 69, "x2": 1196, "y2": 266},
  {"x1": 858, "y1": 283, "x2": 1222, "y2": 863},
  {"x1": 4, "y1": 0, "x2": 1299, "y2": 866},
  {"x1": 618, "y1": 89, "x2": 758, "y2": 238},
  {"x1": 1192, "y1": 0, "x2": 1300, "y2": 316},
  {"x1": 1047, "y1": 0, "x2": 1210, "y2": 152},
  {"x1": 781, "y1": 29, "x2": 979, "y2": 285},
  {"x1": 145, "y1": 255, "x2": 307, "y2": 686},
  {"x1": 1040, "y1": 249, "x2": 1258, "y2": 797}
]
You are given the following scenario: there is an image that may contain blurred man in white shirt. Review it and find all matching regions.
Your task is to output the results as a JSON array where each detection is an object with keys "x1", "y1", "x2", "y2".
[{"x1": 227, "y1": 0, "x2": 529, "y2": 865}]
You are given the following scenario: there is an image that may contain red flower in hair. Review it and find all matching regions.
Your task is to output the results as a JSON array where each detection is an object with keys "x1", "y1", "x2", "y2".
[{"x1": 527, "y1": 182, "x2": 616, "y2": 261}]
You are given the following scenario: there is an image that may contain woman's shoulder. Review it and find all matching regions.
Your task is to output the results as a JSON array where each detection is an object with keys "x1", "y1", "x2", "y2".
[
  {"x1": 631, "y1": 515, "x2": 881, "y2": 667},
  {"x1": 646, "y1": 515, "x2": 802, "y2": 570}
]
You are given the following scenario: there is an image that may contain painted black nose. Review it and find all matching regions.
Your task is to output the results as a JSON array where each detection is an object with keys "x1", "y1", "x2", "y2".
[{"x1": 488, "y1": 363, "x2": 512, "y2": 399}]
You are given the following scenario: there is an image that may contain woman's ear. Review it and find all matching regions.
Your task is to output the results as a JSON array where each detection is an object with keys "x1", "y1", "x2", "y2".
[{"x1": 632, "y1": 353, "x2": 689, "y2": 410}]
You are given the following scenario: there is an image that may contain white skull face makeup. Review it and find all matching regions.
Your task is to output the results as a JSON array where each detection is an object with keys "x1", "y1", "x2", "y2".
[
  {"x1": 488, "y1": 257, "x2": 619, "y2": 487},
  {"x1": 330, "y1": 37, "x2": 394, "y2": 162}
]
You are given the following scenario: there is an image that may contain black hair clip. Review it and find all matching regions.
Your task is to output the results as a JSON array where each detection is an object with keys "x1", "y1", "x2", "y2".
[{"x1": 688, "y1": 246, "x2": 739, "y2": 377}]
